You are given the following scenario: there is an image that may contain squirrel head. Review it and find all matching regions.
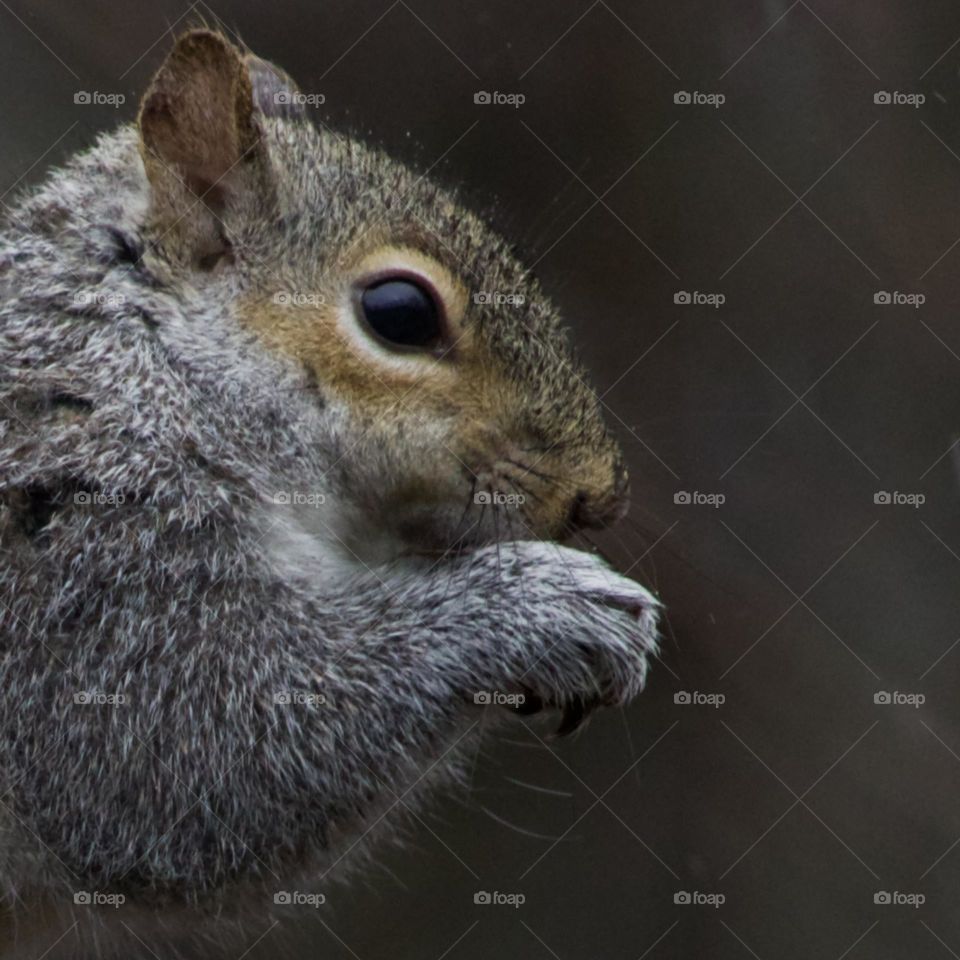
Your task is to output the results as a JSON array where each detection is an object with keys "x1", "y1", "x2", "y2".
[{"x1": 138, "y1": 29, "x2": 629, "y2": 556}]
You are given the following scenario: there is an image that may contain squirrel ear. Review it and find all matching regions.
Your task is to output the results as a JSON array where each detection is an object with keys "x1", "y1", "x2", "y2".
[
  {"x1": 139, "y1": 30, "x2": 258, "y2": 209},
  {"x1": 138, "y1": 30, "x2": 302, "y2": 265}
]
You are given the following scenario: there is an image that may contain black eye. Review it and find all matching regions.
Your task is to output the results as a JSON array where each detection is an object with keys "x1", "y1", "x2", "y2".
[{"x1": 359, "y1": 278, "x2": 443, "y2": 350}]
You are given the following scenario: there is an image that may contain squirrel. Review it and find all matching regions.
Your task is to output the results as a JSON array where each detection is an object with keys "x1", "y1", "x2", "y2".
[{"x1": 0, "y1": 28, "x2": 659, "y2": 957}]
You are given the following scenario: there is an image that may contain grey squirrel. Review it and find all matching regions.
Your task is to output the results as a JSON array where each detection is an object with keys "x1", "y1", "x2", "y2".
[{"x1": 0, "y1": 29, "x2": 659, "y2": 956}]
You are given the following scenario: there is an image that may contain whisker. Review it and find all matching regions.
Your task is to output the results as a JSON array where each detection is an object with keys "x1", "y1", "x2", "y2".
[
  {"x1": 492, "y1": 501, "x2": 503, "y2": 582},
  {"x1": 618, "y1": 513, "x2": 766, "y2": 615},
  {"x1": 518, "y1": 441, "x2": 592, "y2": 456},
  {"x1": 434, "y1": 478, "x2": 482, "y2": 608},
  {"x1": 508, "y1": 475, "x2": 543, "y2": 505},
  {"x1": 501, "y1": 776, "x2": 574, "y2": 798},
  {"x1": 478, "y1": 805, "x2": 570, "y2": 842},
  {"x1": 503, "y1": 458, "x2": 576, "y2": 491},
  {"x1": 449, "y1": 473, "x2": 479, "y2": 550}
]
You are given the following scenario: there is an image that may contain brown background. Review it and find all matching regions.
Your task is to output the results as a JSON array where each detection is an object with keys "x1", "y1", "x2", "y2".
[{"x1": 3, "y1": 1, "x2": 960, "y2": 957}]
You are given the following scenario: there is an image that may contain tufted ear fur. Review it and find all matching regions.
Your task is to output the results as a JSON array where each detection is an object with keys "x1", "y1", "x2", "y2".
[{"x1": 138, "y1": 29, "x2": 304, "y2": 266}]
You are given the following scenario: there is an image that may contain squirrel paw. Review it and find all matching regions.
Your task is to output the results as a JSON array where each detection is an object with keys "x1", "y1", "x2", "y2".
[{"x1": 474, "y1": 541, "x2": 660, "y2": 733}]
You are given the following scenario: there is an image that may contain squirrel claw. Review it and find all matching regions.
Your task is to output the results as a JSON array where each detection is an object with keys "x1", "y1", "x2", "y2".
[
  {"x1": 512, "y1": 686, "x2": 544, "y2": 715},
  {"x1": 553, "y1": 698, "x2": 595, "y2": 738}
]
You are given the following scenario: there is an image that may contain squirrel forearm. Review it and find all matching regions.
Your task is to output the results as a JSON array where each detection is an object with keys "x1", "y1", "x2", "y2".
[{"x1": 287, "y1": 543, "x2": 657, "y2": 823}]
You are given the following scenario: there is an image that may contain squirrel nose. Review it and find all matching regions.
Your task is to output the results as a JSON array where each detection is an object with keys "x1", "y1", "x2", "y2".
[{"x1": 566, "y1": 460, "x2": 629, "y2": 531}]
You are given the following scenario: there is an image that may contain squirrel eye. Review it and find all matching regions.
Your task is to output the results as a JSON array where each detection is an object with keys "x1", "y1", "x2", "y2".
[{"x1": 359, "y1": 278, "x2": 443, "y2": 351}]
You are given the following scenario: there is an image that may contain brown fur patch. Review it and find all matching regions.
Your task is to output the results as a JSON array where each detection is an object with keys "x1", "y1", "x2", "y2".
[
  {"x1": 236, "y1": 244, "x2": 483, "y2": 413},
  {"x1": 235, "y1": 245, "x2": 623, "y2": 538}
]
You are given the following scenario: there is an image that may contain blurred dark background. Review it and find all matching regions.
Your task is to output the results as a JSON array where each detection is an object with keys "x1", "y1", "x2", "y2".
[{"x1": 4, "y1": 1, "x2": 960, "y2": 957}]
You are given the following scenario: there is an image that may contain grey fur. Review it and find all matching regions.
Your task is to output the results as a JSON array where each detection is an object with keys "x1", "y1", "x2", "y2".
[{"x1": 0, "y1": 31, "x2": 658, "y2": 956}]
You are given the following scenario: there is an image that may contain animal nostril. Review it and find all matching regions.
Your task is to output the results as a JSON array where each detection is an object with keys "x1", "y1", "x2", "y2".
[
  {"x1": 567, "y1": 491, "x2": 615, "y2": 531},
  {"x1": 568, "y1": 491, "x2": 589, "y2": 530},
  {"x1": 567, "y1": 483, "x2": 630, "y2": 532},
  {"x1": 559, "y1": 452, "x2": 631, "y2": 534}
]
